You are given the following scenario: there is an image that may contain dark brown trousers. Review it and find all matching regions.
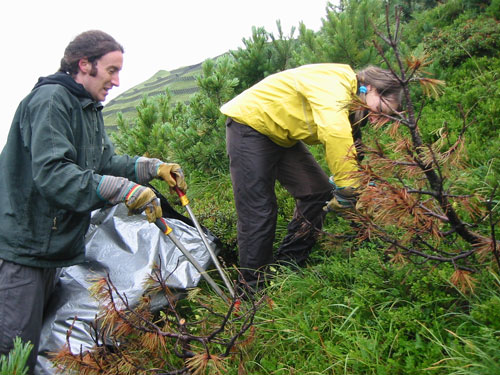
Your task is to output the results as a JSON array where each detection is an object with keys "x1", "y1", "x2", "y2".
[{"x1": 226, "y1": 118, "x2": 332, "y2": 286}]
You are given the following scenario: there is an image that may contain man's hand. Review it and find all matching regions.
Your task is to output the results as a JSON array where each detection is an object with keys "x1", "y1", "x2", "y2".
[
  {"x1": 134, "y1": 157, "x2": 188, "y2": 193},
  {"x1": 324, "y1": 186, "x2": 358, "y2": 212},
  {"x1": 157, "y1": 163, "x2": 188, "y2": 192},
  {"x1": 97, "y1": 176, "x2": 163, "y2": 223},
  {"x1": 124, "y1": 184, "x2": 162, "y2": 223}
]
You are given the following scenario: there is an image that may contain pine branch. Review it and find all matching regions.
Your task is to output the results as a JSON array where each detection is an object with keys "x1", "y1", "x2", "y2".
[
  {"x1": 371, "y1": 6, "x2": 483, "y2": 246},
  {"x1": 358, "y1": 216, "x2": 476, "y2": 270},
  {"x1": 54, "y1": 259, "x2": 265, "y2": 375},
  {"x1": 323, "y1": 5, "x2": 497, "y2": 284}
]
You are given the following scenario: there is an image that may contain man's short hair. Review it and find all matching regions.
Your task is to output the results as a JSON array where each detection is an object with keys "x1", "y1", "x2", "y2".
[{"x1": 59, "y1": 30, "x2": 124, "y2": 76}]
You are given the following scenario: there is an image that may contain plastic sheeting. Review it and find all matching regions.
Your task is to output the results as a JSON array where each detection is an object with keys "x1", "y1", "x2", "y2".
[{"x1": 36, "y1": 203, "x2": 217, "y2": 374}]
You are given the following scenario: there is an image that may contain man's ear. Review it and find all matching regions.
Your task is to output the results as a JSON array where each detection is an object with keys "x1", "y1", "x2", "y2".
[{"x1": 78, "y1": 58, "x2": 91, "y2": 75}]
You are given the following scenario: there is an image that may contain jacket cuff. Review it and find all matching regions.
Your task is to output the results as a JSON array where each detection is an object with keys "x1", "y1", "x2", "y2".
[
  {"x1": 135, "y1": 157, "x2": 163, "y2": 184},
  {"x1": 97, "y1": 175, "x2": 134, "y2": 204}
]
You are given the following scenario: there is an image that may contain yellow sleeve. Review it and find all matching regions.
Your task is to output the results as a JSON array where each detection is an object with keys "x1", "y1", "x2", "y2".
[
  {"x1": 296, "y1": 66, "x2": 359, "y2": 187},
  {"x1": 323, "y1": 134, "x2": 359, "y2": 188}
]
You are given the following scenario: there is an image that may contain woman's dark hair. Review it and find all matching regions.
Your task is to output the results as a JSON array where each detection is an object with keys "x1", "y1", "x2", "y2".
[
  {"x1": 59, "y1": 30, "x2": 124, "y2": 76},
  {"x1": 350, "y1": 112, "x2": 366, "y2": 162}
]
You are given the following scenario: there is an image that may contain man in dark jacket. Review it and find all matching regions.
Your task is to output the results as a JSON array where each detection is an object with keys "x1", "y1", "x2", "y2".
[{"x1": 0, "y1": 30, "x2": 187, "y2": 374}]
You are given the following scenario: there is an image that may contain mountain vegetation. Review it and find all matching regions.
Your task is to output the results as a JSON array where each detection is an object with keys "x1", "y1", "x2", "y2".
[
  {"x1": 102, "y1": 62, "x2": 206, "y2": 131},
  {"x1": 49, "y1": 0, "x2": 499, "y2": 373}
]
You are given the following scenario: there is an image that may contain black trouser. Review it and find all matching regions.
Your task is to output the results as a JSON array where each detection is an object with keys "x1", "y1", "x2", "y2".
[
  {"x1": 0, "y1": 259, "x2": 57, "y2": 375},
  {"x1": 226, "y1": 118, "x2": 332, "y2": 286}
]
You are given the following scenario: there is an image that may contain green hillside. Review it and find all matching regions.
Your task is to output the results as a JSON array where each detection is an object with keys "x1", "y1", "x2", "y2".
[{"x1": 102, "y1": 61, "x2": 203, "y2": 129}]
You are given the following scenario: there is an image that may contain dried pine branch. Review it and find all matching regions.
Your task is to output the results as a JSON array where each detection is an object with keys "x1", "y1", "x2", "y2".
[
  {"x1": 323, "y1": 5, "x2": 498, "y2": 293},
  {"x1": 52, "y1": 263, "x2": 266, "y2": 374}
]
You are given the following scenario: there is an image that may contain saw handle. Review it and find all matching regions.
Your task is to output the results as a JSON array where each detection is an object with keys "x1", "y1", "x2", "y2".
[
  {"x1": 155, "y1": 217, "x2": 172, "y2": 235},
  {"x1": 171, "y1": 173, "x2": 189, "y2": 205},
  {"x1": 173, "y1": 185, "x2": 185, "y2": 197}
]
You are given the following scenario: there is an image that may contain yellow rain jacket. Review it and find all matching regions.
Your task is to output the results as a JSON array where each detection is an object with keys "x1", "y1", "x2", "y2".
[{"x1": 220, "y1": 63, "x2": 359, "y2": 187}]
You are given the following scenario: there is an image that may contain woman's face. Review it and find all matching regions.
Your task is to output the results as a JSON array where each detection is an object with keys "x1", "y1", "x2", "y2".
[{"x1": 365, "y1": 85, "x2": 398, "y2": 124}]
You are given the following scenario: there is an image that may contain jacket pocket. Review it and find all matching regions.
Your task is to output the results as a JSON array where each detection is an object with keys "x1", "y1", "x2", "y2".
[
  {"x1": 21, "y1": 204, "x2": 58, "y2": 255},
  {"x1": 43, "y1": 210, "x2": 89, "y2": 262}
]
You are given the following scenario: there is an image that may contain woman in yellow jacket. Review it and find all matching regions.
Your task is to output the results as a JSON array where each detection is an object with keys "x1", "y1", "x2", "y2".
[{"x1": 221, "y1": 63, "x2": 402, "y2": 291}]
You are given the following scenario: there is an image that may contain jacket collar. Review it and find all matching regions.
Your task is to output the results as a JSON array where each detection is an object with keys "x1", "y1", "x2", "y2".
[{"x1": 33, "y1": 72, "x2": 103, "y2": 110}]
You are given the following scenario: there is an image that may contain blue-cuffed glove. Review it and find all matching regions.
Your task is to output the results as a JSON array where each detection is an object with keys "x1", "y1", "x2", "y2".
[
  {"x1": 324, "y1": 186, "x2": 359, "y2": 212},
  {"x1": 324, "y1": 177, "x2": 359, "y2": 212}
]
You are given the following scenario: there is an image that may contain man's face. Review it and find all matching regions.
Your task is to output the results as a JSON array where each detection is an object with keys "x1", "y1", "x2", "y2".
[{"x1": 77, "y1": 50, "x2": 123, "y2": 102}]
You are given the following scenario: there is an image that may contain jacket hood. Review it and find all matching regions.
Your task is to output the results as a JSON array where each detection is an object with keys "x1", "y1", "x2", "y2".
[{"x1": 33, "y1": 72, "x2": 94, "y2": 101}]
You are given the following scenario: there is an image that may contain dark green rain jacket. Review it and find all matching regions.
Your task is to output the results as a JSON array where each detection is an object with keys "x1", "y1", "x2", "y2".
[{"x1": 0, "y1": 72, "x2": 138, "y2": 267}]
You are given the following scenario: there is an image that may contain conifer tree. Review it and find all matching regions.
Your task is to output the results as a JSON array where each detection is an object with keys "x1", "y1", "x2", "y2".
[
  {"x1": 268, "y1": 20, "x2": 298, "y2": 72},
  {"x1": 296, "y1": 0, "x2": 384, "y2": 67},
  {"x1": 329, "y1": 4, "x2": 499, "y2": 293},
  {"x1": 162, "y1": 56, "x2": 238, "y2": 176},
  {"x1": 112, "y1": 90, "x2": 184, "y2": 161},
  {"x1": 0, "y1": 337, "x2": 32, "y2": 375},
  {"x1": 230, "y1": 22, "x2": 298, "y2": 93},
  {"x1": 230, "y1": 26, "x2": 273, "y2": 92}
]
